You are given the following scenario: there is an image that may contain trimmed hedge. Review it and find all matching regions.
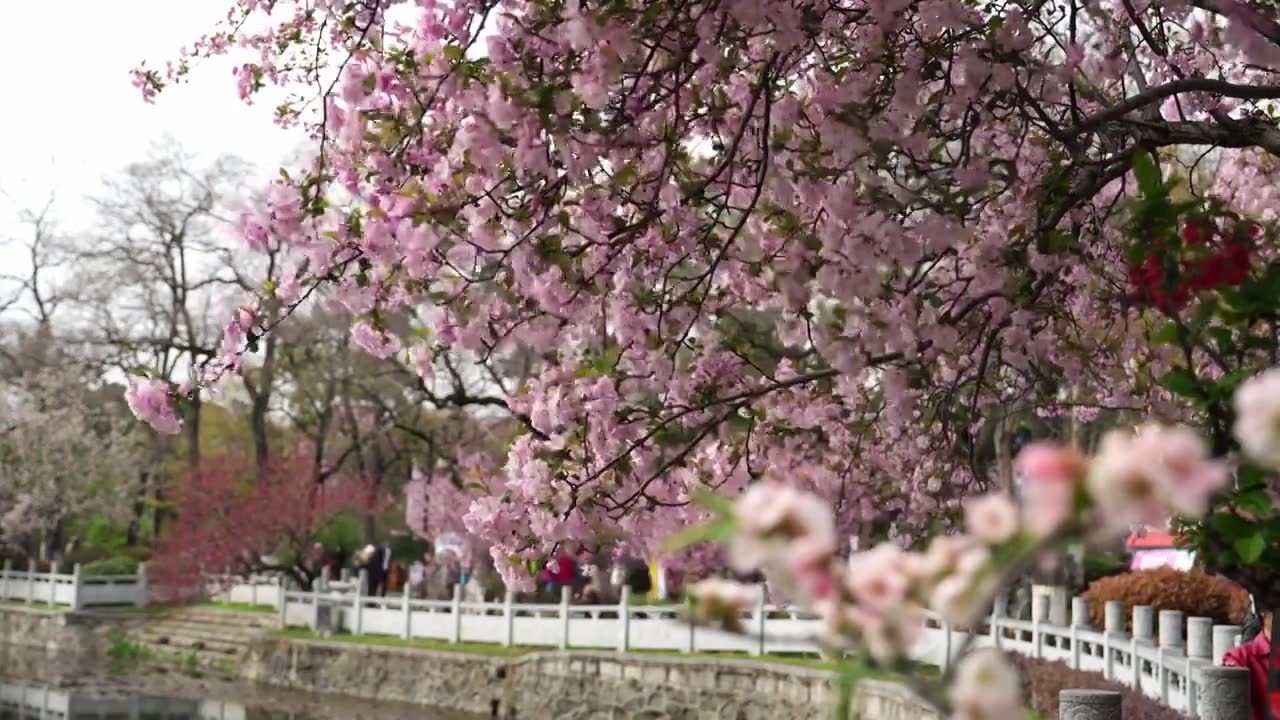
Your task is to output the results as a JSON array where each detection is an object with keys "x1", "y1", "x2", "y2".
[
  {"x1": 81, "y1": 556, "x2": 142, "y2": 576},
  {"x1": 1082, "y1": 568, "x2": 1249, "y2": 632},
  {"x1": 1016, "y1": 656, "x2": 1187, "y2": 720}
]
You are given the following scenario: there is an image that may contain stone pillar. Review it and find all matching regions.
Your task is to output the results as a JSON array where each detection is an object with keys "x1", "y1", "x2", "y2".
[
  {"x1": 1033, "y1": 593, "x2": 1051, "y2": 624},
  {"x1": 1187, "y1": 617, "x2": 1214, "y2": 660},
  {"x1": 1159, "y1": 610, "x2": 1185, "y2": 650},
  {"x1": 1133, "y1": 605, "x2": 1155, "y2": 642},
  {"x1": 71, "y1": 564, "x2": 83, "y2": 612},
  {"x1": 1197, "y1": 665, "x2": 1251, "y2": 720},
  {"x1": 559, "y1": 585, "x2": 571, "y2": 650},
  {"x1": 1104, "y1": 601, "x2": 1126, "y2": 636},
  {"x1": 449, "y1": 583, "x2": 463, "y2": 644},
  {"x1": 1059, "y1": 689, "x2": 1121, "y2": 720},
  {"x1": 1212, "y1": 625, "x2": 1240, "y2": 665},
  {"x1": 1072, "y1": 597, "x2": 1091, "y2": 628},
  {"x1": 135, "y1": 562, "x2": 148, "y2": 609}
]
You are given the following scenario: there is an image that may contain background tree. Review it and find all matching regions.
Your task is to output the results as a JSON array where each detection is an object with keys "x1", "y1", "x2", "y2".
[
  {"x1": 149, "y1": 451, "x2": 380, "y2": 595},
  {"x1": 0, "y1": 364, "x2": 142, "y2": 556}
]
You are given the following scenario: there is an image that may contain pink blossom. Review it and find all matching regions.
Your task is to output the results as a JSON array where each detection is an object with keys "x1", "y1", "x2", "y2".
[
  {"x1": 124, "y1": 378, "x2": 182, "y2": 435},
  {"x1": 949, "y1": 649, "x2": 1022, "y2": 720},
  {"x1": 1234, "y1": 368, "x2": 1280, "y2": 469},
  {"x1": 1087, "y1": 425, "x2": 1227, "y2": 527},
  {"x1": 963, "y1": 494, "x2": 1019, "y2": 545},
  {"x1": 845, "y1": 545, "x2": 910, "y2": 610},
  {"x1": 350, "y1": 322, "x2": 403, "y2": 359},
  {"x1": 1015, "y1": 442, "x2": 1086, "y2": 486},
  {"x1": 1015, "y1": 442, "x2": 1085, "y2": 536},
  {"x1": 688, "y1": 579, "x2": 758, "y2": 630}
]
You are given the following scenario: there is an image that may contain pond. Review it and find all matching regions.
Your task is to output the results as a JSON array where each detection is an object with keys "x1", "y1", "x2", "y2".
[{"x1": 1, "y1": 647, "x2": 480, "y2": 720}]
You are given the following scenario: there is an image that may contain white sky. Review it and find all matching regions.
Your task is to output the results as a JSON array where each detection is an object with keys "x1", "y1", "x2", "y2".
[{"x1": 0, "y1": 0, "x2": 300, "y2": 256}]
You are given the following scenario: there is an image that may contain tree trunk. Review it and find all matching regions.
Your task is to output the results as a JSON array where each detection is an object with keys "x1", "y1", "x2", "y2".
[{"x1": 250, "y1": 332, "x2": 277, "y2": 479}]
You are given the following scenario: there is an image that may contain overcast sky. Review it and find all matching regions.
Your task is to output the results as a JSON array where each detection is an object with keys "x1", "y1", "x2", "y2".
[{"x1": 0, "y1": 0, "x2": 299, "y2": 255}]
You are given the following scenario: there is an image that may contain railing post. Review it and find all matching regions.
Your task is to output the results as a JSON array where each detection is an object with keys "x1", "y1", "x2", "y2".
[
  {"x1": 277, "y1": 576, "x2": 288, "y2": 629},
  {"x1": 1, "y1": 559, "x2": 9, "y2": 601},
  {"x1": 943, "y1": 620, "x2": 954, "y2": 672},
  {"x1": 1069, "y1": 596, "x2": 1088, "y2": 670},
  {"x1": 135, "y1": 562, "x2": 148, "y2": 608},
  {"x1": 1033, "y1": 595, "x2": 1047, "y2": 659},
  {"x1": 450, "y1": 583, "x2": 463, "y2": 644},
  {"x1": 750, "y1": 585, "x2": 766, "y2": 657},
  {"x1": 353, "y1": 569, "x2": 366, "y2": 636},
  {"x1": 1072, "y1": 597, "x2": 1090, "y2": 628},
  {"x1": 1212, "y1": 625, "x2": 1240, "y2": 665},
  {"x1": 71, "y1": 564, "x2": 83, "y2": 611},
  {"x1": 502, "y1": 591, "x2": 515, "y2": 647},
  {"x1": 1188, "y1": 617, "x2": 1213, "y2": 661},
  {"x1": 1197, "y1": 665, "x2": 1251, "y2": 720},
  {"x1": 340, "y1": 567, "x2": 351, "y2": 583},
  {"x1": 1059, "y1": 690, "x2": 1121, "y2": 720},
  {"x1": 1103, "y1": 631, "x2": 1114, "y2": 680},
  {"x1": 617, "y1": 586, "x2": 631, "y2": 653},
  {"x1": 1131, "y1": 635, "x2": 1141, "y2": 688},
  {"x1": 559, "y1": 585, "x2": 571, "y2": 650},
  {"x1": 991, "y1": 592, "x2": 1007, "y2": 649},
  {"x1": 1133, "y1": 605, "x2": 1155, "y2": 643},
  {"x1": 1159, "y1": 609, "x2": 1185, "y2": 651},
  {"x1": 26, "y1": 560, "x2": 36, "y2": 604},
  {"x1": 1104, "y1": 601, "x2": 1126, "y2": 636},
  {"x1": 48, "y1": 561, "x2": 58, "y2": 605},
  {"x1": 401, "y1": 582, "x2": 412, "y2": 640},
  {"x1": 684, "y1": 595, "x2": 695, "y2": 653}
]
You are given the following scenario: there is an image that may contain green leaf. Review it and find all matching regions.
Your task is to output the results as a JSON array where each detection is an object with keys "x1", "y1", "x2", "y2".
[
  {"x1": 680, "y1": 489, "x2": 730, "y2": 516},
  {"x1": 443, "y1": 45, "x2": 464, "y2": 62},
  {"x1": 1158, "y1": 368, "x2": 1200, "y2": 398},
  {"x1": 1151, "y1": 322, "x2": 1180, "y2": 345},
  {"x1": 1132, "y1": 150, "x2": 1164, "y2": 198},
  {"x1": 1239, "y1": 463, "x2": 1267, "y2": 490},
  {"x1": 1211, "y1": 513, "x2": 1253, "y2": 538},
  {"x1": 1237, "y1": 488, "x2": 1273, "y2": 514},
  {"x1": 614, "y1": 162, "x2": 638, "y2": 187},
  {"x1": 661, "y1": 517, "x2": 735, "y2": 554},
  {"x1": 1234, "y1": 534, "x2": 1266, "y2": 564}
]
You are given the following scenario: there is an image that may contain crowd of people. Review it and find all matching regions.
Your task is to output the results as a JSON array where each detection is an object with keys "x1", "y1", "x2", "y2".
[{"x1": 302, "y1": 538, "x2": 669, "y2": 605}]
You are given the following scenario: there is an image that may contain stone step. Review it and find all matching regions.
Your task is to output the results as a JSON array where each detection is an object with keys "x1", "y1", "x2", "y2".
[
  {"x1": 167, "y1": 608, "x2": 278, "y2": 626},
  {"x1": 140, "y1": 619, "x2": 269, "y2": 638},
  {"x1": 134, "y1": 641, "x2": 241, "y2": 674},
  {"x1": 134, "y1": 632, "x2": 244, "y2": 656}
]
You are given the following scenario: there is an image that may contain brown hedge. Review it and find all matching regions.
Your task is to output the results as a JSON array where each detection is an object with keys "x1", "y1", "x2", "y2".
[
  {"x1": 1016, "y1": 656, "x2": 1187, "y2": 720},
  {"x1": 1082, "y1": 568, "x2": 1250, "y2": 632}
]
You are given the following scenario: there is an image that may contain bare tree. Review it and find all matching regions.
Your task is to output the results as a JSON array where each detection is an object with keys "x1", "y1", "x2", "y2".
[{"x1": 71, "y1": 142, "x2": 248, "y2": 473}]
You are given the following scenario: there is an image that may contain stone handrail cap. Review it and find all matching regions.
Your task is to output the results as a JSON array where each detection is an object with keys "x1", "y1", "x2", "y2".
[{"x1": 1060, "y1": 689, "x2": 1122, "y2": 705}]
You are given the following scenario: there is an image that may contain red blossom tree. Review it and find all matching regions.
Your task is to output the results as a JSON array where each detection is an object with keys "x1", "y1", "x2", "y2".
[{"x1": 150, "y1": 452, "x2": 380, "y2": 600}]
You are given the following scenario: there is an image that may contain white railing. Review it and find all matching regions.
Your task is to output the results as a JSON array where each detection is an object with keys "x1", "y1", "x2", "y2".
[
  {"x1": 260, "y1": 577, "x2": 1245, "y2": 719},
  {"x1": 0, "y1": 560, "x2": 147, "y2": 610},
  {"x1": 9, "y1": 562, "x2": 1230, "y2": 719}
]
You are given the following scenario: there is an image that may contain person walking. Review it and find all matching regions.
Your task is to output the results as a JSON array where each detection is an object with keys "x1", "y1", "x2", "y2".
[{"x1": 1223, "y1": 610, "x2": 1280, "y2": 720}]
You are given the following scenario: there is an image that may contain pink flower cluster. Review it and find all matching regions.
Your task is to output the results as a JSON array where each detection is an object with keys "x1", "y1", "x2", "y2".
[{"x1": 124, "y1": 378, "x2": 182, "y2": 435}]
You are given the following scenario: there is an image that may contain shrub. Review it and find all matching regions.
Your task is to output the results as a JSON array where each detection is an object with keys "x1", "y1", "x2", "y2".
[
  {"x1": 65, "y1": 545, "x2": 114, "y2": 566},
  {"x1": 1082, "y1": 568, "x2": 1249, "y2": 632},
  {"x1": 81, "y1": 556, "x2": 142, "y2": 576},
  {"x1": 1015, "y1": 656, "x2": 1186, "y2": 720}
]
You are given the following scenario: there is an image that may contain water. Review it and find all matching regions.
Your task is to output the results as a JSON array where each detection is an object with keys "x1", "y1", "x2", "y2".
[{"x1": 1, "y1": 648, "x2": 479, "y2": 720}]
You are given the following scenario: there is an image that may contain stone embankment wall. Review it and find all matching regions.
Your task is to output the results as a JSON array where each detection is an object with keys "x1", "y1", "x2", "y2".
[
  {"x1": 0, "y1": 605, "x2": 150, "y2": 656},
  {"x1": 242, "y1": 637, "x2": 941, "y2": 720}
]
